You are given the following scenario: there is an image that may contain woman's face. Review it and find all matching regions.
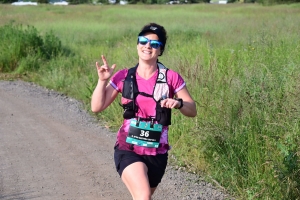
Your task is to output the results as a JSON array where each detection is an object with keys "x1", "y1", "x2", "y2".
[{"x1": 137, "y1": 32, "x2": 161, "y2": 61}]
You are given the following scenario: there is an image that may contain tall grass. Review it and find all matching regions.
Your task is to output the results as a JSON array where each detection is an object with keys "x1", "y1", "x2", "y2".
[{"x1": 1, "y1": 3, "x2": 300, "y2": 199}]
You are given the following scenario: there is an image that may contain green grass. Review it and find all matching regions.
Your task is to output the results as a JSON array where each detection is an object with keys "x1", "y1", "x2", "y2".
[{"x1": 1, "y1": 3, "x2": 300, "y2": 199}]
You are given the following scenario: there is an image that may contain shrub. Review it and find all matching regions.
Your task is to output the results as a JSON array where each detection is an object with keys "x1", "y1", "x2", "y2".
[{"x1": 0, "y1": 23, "x2": 63, "y2": 72}]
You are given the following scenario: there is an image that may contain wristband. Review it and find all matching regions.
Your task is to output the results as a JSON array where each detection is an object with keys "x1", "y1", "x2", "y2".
[{"x1": 175, "y1": 98, "x2": 183, "y2": 109}]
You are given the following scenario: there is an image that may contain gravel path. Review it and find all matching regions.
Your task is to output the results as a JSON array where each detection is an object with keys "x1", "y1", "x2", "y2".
[{"x1": 0, "y1": 80, "x2": 233, "y2": 200}]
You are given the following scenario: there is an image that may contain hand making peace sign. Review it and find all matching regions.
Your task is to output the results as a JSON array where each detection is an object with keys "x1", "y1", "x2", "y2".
[{"x1": 96, "y1": 55, "x2": 116, "y2": 81}]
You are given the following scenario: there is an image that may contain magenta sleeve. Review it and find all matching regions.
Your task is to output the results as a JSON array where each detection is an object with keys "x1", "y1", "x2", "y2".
[
  {"x1": 167, "y1": 69, "x2": 186, "y2": 94},
  {"x1": 110, "y1": 69, "x2": 128, "y2": 92}
]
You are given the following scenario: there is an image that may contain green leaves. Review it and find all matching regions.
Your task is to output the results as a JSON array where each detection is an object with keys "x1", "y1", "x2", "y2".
[{"x1": 0, "y1": 23, "x2": 64, "y2": 72}]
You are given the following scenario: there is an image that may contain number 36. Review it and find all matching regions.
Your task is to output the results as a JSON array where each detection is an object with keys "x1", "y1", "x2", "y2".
[{"x1": 140, "y1": 130, "x2": 149, "y2": 137}]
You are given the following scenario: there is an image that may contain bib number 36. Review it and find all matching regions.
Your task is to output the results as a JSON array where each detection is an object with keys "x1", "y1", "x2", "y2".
[
  {"x1": 140, "y1": 130, "x2": 149, "y2": 137},
  {"x1": 126, "y1": 118, "x2": 162, "y2": 148}
]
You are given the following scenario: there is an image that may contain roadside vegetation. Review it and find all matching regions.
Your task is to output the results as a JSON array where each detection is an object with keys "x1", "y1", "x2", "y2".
[{"x1": 1, "y1": 3, "x2": 300, "y2": 199}]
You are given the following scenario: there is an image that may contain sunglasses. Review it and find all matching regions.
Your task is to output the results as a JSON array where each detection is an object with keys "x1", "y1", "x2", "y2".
[{"x1": 138, "y1": 36, "x2": 162, "y2": 49}]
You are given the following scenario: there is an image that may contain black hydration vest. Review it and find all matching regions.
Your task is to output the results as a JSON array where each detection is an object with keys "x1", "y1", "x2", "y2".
[{"x1": 121, "y1": 62, "x2": 172, "y2": 126}]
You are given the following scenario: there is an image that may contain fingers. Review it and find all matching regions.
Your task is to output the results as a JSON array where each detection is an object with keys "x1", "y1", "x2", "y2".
[
  {"x1": 96, "y1": 55, "x2": 116, "y2": 70},
  {"x1": 101, "y1": 55, "x2": 108, "y2": 66},
  {"x1": 95, "y1": 56, "x2": 116, "y2": 82},
  {"x1": 160, "y1": 99, "x2": 179, "y2": 109},
  {"x1": 95, "y1": 61, "x2": 106, "y2": 72},
  {"x1": 96, "y1": 61, "x2": 101, "y2": 69}
]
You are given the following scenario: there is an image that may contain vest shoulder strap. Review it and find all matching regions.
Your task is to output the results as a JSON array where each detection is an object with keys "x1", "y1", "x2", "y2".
[
  {"x1": 122, "y1": 62, "x2": 169, "y2": 100},
  {"x1": 122, "y1": 64, "x2": 138, "y2": 100},
  {"x1": 157, "y1": 62, "x2": 168, "y2": 83}
]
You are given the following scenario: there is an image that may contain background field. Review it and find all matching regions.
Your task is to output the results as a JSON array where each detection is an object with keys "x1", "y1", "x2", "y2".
[{"x1": 1, "y1": 3, "x2": 300, "y2": 199}]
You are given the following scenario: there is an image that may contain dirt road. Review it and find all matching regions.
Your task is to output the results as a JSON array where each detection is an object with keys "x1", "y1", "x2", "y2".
[{"x1": 0, "y1": 81, "x2": 231, "y2": 200}]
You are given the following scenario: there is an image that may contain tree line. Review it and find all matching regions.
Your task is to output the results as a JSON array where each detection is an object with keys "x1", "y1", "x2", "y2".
[{"x1": 1, "y1": 0, "x2": 300, "y2": 7}]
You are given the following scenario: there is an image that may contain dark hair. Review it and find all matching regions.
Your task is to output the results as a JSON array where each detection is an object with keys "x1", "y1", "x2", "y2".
[{"x1": 138, "y1": 23, "x2": 167, "y2": 56}]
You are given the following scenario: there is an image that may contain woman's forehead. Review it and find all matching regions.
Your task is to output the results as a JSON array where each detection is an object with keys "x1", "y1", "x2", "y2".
[{"x1": 142, "y1": 32, "x2": 159, "y2": 40}]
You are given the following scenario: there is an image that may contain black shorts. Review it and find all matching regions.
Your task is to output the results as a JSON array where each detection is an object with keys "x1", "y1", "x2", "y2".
[{"x1": 114, "y1": 146, "x2": 168, "y2": 188}]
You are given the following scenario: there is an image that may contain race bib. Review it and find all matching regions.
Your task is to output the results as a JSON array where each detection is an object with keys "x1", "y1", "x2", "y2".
[{"x1": 126, "y1": 118, "x2": 162, "y2": 148}]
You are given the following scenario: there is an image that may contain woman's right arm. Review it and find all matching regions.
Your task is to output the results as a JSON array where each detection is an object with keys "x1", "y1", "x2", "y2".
[
  {"x1": 91, "y1": 55, "x2": 118, "y2": 113},
  {"x1": 91, "y1": 80, "x2": 119, "y2": 113}
]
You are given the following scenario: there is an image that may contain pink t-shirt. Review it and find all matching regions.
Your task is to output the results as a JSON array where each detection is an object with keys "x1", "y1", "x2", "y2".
[{"x1": 110, "y1": 66, "x2": 185, "y2": 155}]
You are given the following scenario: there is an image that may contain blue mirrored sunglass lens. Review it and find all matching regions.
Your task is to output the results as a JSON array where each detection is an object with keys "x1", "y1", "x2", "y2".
[
  {"x1": 150, "y1": 41, "x2": 160, "y2": 48},
  {"x1": 138, "y1": 37, "x2": 148, "y2": 45},
  {"x1": 138, "y1": 36, "x2": 161, "y2": 49}
]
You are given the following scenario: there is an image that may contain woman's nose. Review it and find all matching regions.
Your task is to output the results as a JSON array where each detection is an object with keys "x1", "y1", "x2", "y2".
[{"x1": 145, "y1": 41, "x2": 151, "y2": 48}]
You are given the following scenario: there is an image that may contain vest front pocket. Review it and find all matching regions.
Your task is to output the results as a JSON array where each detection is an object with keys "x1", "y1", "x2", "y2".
[{"x1": 155, "y1": 103, "x2": 171, "y2": 126}]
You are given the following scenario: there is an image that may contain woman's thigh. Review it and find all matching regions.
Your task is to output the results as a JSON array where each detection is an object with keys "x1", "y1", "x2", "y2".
[
  {"x1": 122, "y1": 162, "x2": 152, "y2": 199},
  {"x1": 114, "y1": 147, "x2": 168, "y2": 190}
]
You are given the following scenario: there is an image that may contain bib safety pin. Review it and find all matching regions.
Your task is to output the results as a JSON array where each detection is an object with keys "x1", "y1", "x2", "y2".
[
  {"x1": 150, "y1": 118, "x2": 154, "y2": 129},
  {"x1": 136, "y1": 117, "x2": 140, "y2": 127}
]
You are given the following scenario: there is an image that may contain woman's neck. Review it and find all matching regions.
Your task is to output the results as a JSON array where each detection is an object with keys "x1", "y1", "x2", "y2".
[{"x1": 137, "y1": 59, "x2": 157, "y2": 80}]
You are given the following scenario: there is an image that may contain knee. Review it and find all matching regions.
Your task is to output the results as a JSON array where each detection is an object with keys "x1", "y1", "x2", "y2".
[{"x1": 133, "y1": 191, "x2": 152, "y2": 200}]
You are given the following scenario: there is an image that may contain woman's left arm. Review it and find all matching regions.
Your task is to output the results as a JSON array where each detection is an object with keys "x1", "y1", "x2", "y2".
[
  {"x1": 160, "y1": 86, "x2": 197, "y2": 117},
  {"x1": 175, "y1": 86, "x2": 197, "y2": 117}
]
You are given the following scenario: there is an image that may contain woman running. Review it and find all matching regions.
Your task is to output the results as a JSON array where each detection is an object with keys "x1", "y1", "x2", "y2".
[{"x1": 91, "y1": 22, "x2": 197, "y2": 200}]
